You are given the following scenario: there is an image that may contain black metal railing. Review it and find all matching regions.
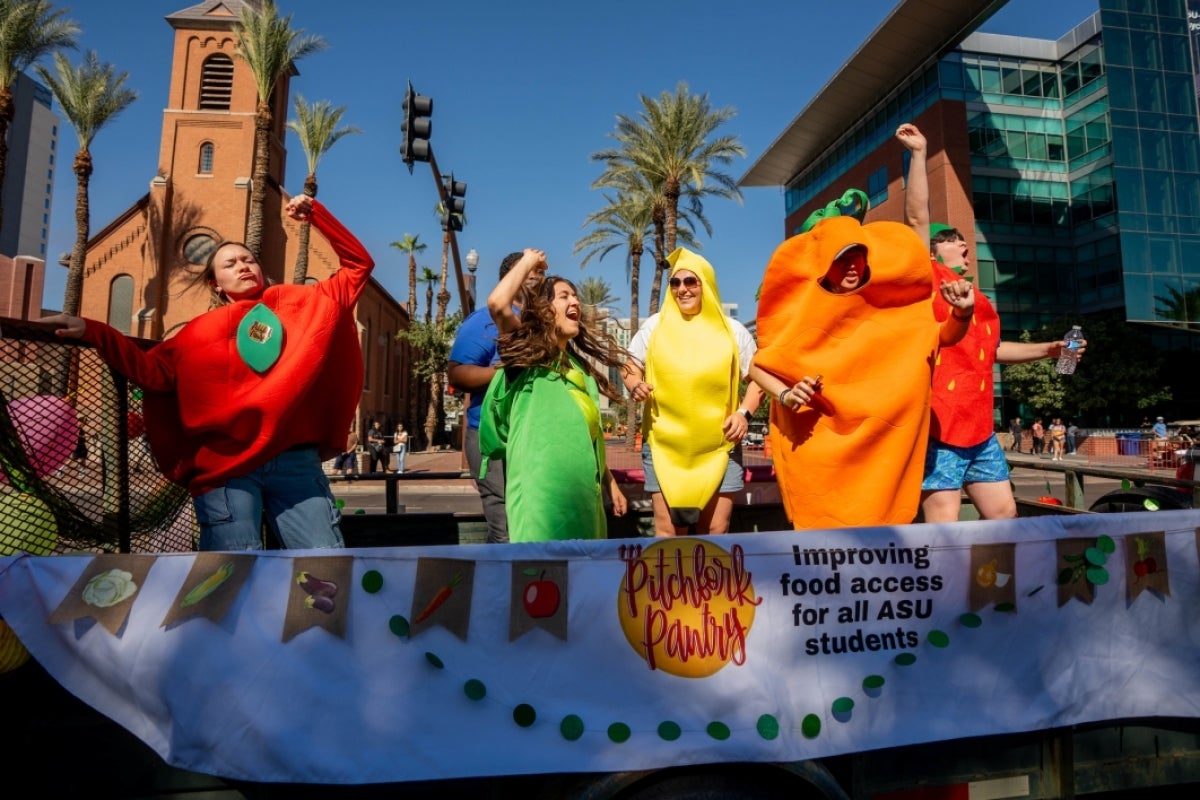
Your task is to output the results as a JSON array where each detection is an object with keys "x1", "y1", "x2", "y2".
[{"x1": 0, "y1": 317, "x2": 194, "y2": 555}]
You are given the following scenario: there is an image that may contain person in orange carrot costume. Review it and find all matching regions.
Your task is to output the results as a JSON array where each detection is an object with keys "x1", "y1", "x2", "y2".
[{"x1": 749, "y1": 211, "x2": 975, "y2": 530}]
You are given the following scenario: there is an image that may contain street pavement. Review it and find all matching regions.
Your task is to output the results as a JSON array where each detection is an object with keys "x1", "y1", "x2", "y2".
[{"x1": 331, "y1": 445, "x2": 1165, "y2": 518}]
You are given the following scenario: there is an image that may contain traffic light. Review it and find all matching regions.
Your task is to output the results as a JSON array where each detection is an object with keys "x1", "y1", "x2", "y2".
[
  {"x1": 401, "y1": 81, "x2": 432, "y2": 171},
  {"x1": 441, "y1": 173, "x2": 466, "y2": 231}
]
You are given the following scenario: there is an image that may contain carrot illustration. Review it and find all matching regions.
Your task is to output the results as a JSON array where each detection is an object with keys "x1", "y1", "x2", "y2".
[{"x1": 415, "y1": 572, "x2": 462, "y2": 624}]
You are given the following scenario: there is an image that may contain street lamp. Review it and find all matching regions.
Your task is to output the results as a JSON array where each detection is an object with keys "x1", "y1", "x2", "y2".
[{"x1": 465, "y1": 248, "x2": 479, "y2": 307}]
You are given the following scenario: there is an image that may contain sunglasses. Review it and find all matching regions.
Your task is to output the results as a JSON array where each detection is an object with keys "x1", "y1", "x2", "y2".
[{"x1": 669, "y1": 276, "x2": 700, "y2": 289}]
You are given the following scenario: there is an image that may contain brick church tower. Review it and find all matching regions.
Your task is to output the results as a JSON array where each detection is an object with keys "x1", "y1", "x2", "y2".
[{"x1": 79, "y1": 0, "x2": 411, "y2": 433}]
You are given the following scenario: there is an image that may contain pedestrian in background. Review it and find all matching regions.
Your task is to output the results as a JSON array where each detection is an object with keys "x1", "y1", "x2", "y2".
[
  {"x1": 392, "y1": 423, "x2": 408, "y2": 474},
  {"x1": 1008, "y1": 418, "x2": 1024, "y2": 453},
  {"x1": 1031, "y1": 417, "x2": 1045, "y2": 456}
]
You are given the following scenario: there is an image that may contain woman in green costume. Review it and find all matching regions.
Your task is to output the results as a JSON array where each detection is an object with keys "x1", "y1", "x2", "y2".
[{"x1": 479, "y1": 249, "x2": 628, "y2": 542}]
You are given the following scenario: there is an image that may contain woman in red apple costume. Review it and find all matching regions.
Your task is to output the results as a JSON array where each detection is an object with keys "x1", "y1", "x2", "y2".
[{"x1": 44, "y1": 195, "x2": 373, "y2": 551}]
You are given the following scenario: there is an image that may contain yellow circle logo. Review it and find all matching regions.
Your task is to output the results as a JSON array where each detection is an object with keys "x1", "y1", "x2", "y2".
[{"x1": 616, "y1": 539, "x2": 760, "y2": 678}]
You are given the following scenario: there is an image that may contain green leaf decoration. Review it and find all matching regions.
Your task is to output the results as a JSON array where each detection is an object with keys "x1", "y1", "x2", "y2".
[
  {"x1": 1086, "y1": 567, "x2": 1109, "y2": 585},
  {"x1": 236, "y1": 303, "x2": 284, "y2": 372},
  {"x1": 1057, "y1": 567, "x2": 1076, "y2": 585},
  {"x1": 1084, "y1": 547, "x2": 1107, "y2": 566}
]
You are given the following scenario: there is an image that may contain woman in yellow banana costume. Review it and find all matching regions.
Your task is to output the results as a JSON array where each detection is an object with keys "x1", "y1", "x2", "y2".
[{"x1": 624, "y1": 248, "x2": 764, "y2": 536}]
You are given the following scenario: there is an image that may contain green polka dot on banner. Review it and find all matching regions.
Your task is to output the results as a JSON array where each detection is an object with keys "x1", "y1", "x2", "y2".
[
  {"x1": 995, "y1": 602, "x2": 1016, "y2": 613},
  {"x1": 361, "y1": 570, "x2": 383, "y2": 593},
  {"x1": 424, "y1": 652, "x2": 444, "y2": 669},
  {"x1": 463, "y1": 679, "x2": 486, "y2": 701},
  {"x1": 608, "y1": 722, "x2": 632, "y2": 743},
  {"x1": 1096, "y1": 535, "x2": 1115, "y2": 554},
  {"x1": 863, "y1": 675, "x2": 885, "y2": 690},
  {"x1": 1086, "y1": 567, "x2": 1109, "y2": 585},
  {"x1": 560, "y1": 714, "x2": 585, "y2": 741},
  {"x1": 1085, "y1": 546, "x2": 1107, "y2": 566},
  {"x1": 756, "y1": 714, "x2": 780, "y2": 740},
  {"x1": 513, "y1": 704, "x2": 536, "y2": 728},
  {"x1": 657, "y1": 721, "x2": 682, "y2": 741},
  {"x1": 388, "y1": 615, "x2": 409, "y2": 638},
  {"x1": 801, "y1": 714, "x2": 821, "y2": 739},
  {"x1": 706, "y1": 722, "x2": 730, "y2": 741},
  {"x1": 832, "y1": 697, "x2": 854, "y2": 714},
  {"x1": 960, "y1": 612, "x2": 982, "y2": 628},
  {"x1": 927, "y1": 630, "x2": 950, "y2": 648},
  {"x1": 894, "y1": 652, "x2": 917, "y2": 666}
]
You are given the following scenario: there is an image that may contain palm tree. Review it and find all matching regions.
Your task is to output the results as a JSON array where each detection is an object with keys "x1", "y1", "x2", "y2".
[
  {"x1": 0, "y1": 0, "x2": 78, "y2": 235},
  {"x1": 234, "y1": 0, "x2": 325, "y2": 256},
  {"x1": 35, "y1": 50, "x2": 136, "y2": 316},
  {"x1": 419, "y1": 266, "x2": 438, "y2": 324},
  {"x1": 592, "y1": 81, "x2": 744, "y2": 307},
  {"x1": 390, "y1": 233, "x2": 426, "y2": 320},
  {"x1": 286, "y1": 94, "x2": 360, "y2": 283},
  {"x1": 578, "y1": 276, "x2": 620, "y2": 322},
  {"x1": 575, "y1": 193, "x2": 652, "y2": 449}
]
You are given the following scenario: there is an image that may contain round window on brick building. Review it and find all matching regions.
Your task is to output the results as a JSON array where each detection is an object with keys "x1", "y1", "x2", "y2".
[{"x1": 183, "y1": 233, "x2": 218, "y2": 270}]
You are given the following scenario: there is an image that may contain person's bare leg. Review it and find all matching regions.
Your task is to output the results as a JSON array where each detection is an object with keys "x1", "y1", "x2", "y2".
[
  {"x1": 920, "y1": 488, "x2": 963, "y2": 523},
  {"x1": 700, "y1": 494, "x2": 735, "y2": 534},
  {"x1": 651, "y1": 493, "x2": 679, "y2": 537},
  {"x1": 965, "y1": 481, "x2": 1018, "y2": 520}
]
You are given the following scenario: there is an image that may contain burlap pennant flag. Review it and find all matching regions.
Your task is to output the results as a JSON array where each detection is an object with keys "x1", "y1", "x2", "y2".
[
  {"x1": 1125, "y1": 531, "x2": 1169, "y2": 601},
  {"x1": 281, "y1": 556, "x2": 352, "y2": 643},
  {"x1": 968, "y1": 543, "x2": 1016, "y2": 612},
  {"x1": 48, "y1": 554, "x2": 155, "y2": 636},
  {"x1": 509, "y1": 560, "x2": 568, "y2": 641},
  {"x1": 410, "y1": 558, "x2": 475, "y2": 640},
  {"x1": 1056, "y1": 537, "x2": 1099, "y2": 607},
  {"x1": 161, "y1": 553, "x2": 256, "y2": 628}
]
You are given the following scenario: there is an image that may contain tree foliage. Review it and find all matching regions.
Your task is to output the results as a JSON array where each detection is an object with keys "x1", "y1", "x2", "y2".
[{"x1": 1002, "y1": 310, "x2": 1171, "y2": 423}]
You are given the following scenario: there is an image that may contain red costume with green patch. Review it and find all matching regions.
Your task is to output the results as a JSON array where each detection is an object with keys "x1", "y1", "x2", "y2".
[
  {"x1": 80, "y1": 201, "x2": 372, "y2": 496},
  {"x1": 929, "y1": 259, "x2": 1001, "y2": 448}
]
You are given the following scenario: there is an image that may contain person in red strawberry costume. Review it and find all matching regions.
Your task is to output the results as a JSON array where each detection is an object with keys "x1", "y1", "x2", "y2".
[{"x1": 896, "y1": 124, "x2": 1086, "y2": 522}]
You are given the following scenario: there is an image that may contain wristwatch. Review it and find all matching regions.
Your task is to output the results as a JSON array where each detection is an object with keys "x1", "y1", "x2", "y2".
[{"x1": 738, "y1": 408, "x2": 752, "y2": 421}]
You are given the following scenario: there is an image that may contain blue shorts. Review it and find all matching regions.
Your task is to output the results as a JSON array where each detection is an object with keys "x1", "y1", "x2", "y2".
[
  {"x1": 641, "y1": 443, "x2": 744, "y2": 494},
  {"x1": 921, "y1": 435, "x2": 1011, "y2": 491}
]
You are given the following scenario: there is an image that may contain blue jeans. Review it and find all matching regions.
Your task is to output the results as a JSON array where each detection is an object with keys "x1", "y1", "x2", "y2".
[
  {"x1": 193, "y1": 447, "x2": 344, "y2": 551},
  {"x1": 393, "y1": 445, "x2": 407, "y2": 473}
]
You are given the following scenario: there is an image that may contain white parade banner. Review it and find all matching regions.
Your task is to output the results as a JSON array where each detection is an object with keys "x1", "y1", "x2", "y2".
[{"x1": 1, "y1": 510, "x2": 1199, "y2": 785}]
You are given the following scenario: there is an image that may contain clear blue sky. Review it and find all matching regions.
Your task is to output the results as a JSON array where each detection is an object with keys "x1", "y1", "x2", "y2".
[{"x1": 39, "y1": 0, "x2": 1100, "y2": 322}]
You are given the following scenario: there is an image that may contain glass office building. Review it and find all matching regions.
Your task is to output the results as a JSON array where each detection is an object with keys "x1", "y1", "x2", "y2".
[{"x1": 745, "y1": 0, "x2": 1198, "y2": 419}]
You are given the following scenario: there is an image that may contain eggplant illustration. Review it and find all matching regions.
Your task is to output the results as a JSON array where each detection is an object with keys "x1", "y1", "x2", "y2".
[
  {"x1": 296, "y1": 571, "x2": 337, "y2": 597},
  {"x1": 180, "y1": 562, "x2": 235, "y2": 607},
  {"x1": 304, "y1": 594, "x2": 335, "y2": 614}
]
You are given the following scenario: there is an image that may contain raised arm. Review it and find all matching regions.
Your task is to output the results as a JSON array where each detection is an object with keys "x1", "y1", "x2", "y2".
[
  {"x1": 487, "y1": 248, "x2": 545, "y2": 334},
  {"x1": 297, "y1": 196, "x2": 375, "y2": 309},
  {"x1": 42, "y1": 313, "x2": 176, "y2": 392},
  {"x1": 896, "y1": 123, "x2": 930, "y2": 246}
]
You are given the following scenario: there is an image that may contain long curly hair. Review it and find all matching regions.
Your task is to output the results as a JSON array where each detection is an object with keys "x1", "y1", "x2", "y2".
[{"x1": 497, "y1": 274, "x2": 626, "y2": 400}]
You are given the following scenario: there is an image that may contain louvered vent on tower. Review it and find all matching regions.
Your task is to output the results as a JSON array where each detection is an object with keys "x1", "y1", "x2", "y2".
[{"x1": 199, "y1": 54, "x2": 234, "y2": 110}]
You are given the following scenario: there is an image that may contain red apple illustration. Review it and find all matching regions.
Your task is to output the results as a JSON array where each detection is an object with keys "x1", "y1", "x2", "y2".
[{"x1": 523, "y1": 572, "x2": 561, "y2": 619}]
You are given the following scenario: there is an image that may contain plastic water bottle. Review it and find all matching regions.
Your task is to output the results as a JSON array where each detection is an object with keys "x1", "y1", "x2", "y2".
[{"x1": 1056, "y1": 325, "x2": 1084, "y2": 375}]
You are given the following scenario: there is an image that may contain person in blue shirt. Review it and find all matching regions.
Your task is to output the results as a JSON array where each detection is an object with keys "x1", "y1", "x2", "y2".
[
  {"x1": 447, "y1": 252, "x2": 525, "y2": 543},
  {"x1": 1153, "y1": 416, "x2": 1168, "y2": 439}
]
